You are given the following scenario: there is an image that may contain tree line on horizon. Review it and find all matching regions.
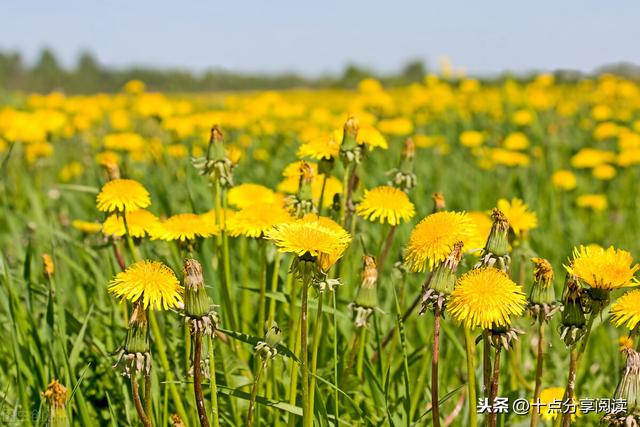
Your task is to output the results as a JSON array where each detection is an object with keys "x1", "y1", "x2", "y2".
[{"x1": 0, "y1": 48, "x2": 638, "y2": 94}]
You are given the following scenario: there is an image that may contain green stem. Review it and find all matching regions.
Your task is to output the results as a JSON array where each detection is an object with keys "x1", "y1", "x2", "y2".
[
  {"x1": 257, "y1": 239, "x2": 268, "y2": 335},
  {"x1": 149, "y1": 312, "x2": 188, "y2": 422},
  {"x1": 267, "y1": 252, "x2": 282, "y2": 325},
  {"x1": 377, "y1": 225, "x2": 397, "y2": 273},
  {"x1": 488, "y1": 347, "x2": 502, "y2": 427},
  {"x1": 301, "y1": 266, "x2": 311, "y2": 427},
  {"x1": 193, "y1": 332, "x2": 211, "y2": 427},
  {"x1": 208, "y1": 336, "x2": 221, "y2": 427},
  {"x1": 247, "y1": 361, "x2": 266, "y2": 427},
  {"x1": 431, "y1": 308, "x2": 441, "y2": 427},
  {"x1": 464, "y1": 328, "x2": 478, "y2": 427},
  {"x1": 132, "y1": 374, "x2": 152, "y2": 427},
  {"x1": 331, "y1": 290, "x2": 340, "y2": 423},
  {"x1": 308, "y1": 293, "x2": 324, "y2": 420},
  {"x1": 356, "y1": 327, "x2": 368, "y2": 380},
  {"x1": 482, "y1": 330, "x2": 492, "y2": 396},
  {"x1": 530, "y1": 320, "x2": 544, "y2": 427}
]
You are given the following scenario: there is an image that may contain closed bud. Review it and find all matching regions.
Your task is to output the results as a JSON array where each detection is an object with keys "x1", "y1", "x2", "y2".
[
  {"x1": 42, "y1": 253, "x2": 55, "y2": 279},
  {"x1": 355, "y1": 255, "x2": 378, "y2": 309},
  {"x1": 42, "y1": 379, "x2": 68, "y2": 427},
  {"x1": 485, "y1": 209, "x2": 510, "y2": 257},
  {"x1": 183, "y1": 259, "x2": 212, "y2": 319},
  {"x1": 432, "y1": 192, "x2": 446, "y2": 213}
]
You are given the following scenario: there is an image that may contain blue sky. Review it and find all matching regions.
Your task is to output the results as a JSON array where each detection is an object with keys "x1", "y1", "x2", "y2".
[{"x1": 2, "y1": 1, "x2": 639, "y2": 76}]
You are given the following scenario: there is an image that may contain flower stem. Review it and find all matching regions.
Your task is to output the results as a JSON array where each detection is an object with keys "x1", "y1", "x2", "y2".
[
  {"x1": 530, "y1": 320, "x2": 545, "y2": 427},
  {"x1": 482, "y1": 330, "x2": 492, "y2": 396},
  {"x1": 193, "y1": 332, "x2": 210, "y2": 427},
  {"x1": 257, "y1": 239, "x2": 268, "y2": 335},
  {"x1": 356, "y1": 327, "x2": 368, "y2": 380},
  {"x1": 149, "y1": 312, "x2": 188, "y2": 422},
  {"x1": 431, "y1": 307, "x2": 442, "y2": 427},
  {"x1": 301, "y1": 266, "x2": 311, "y2": 427},
  {"x1": 559, "y1": 308, "x2": 598, "y2": 427},
  {"x1": 377, "y1": 225, "x2": 397, "y2": 273},
  {"x1": 331, "y1": 290, "x2": 340, "y2": 423},
  {"x1": 464, "y1": 328, "x2": 478, "y2": 427},
  {"x1": 488, "y1": 346, "x2": 502, "y2": 427},
  {"x1": 267, "y1": 252, "x2": 282, "y2": 325},
  {"x1": 208, "y1": 336, "x2": 220, "y2": 427},
  {"x1": 247, "y1": 361, "x2": 265, "y2": 427},
  {"x1": 132, "y1": 375, "x2": 152, "y2": 427},
  {"x1": 308, "y1": 293, "x2": 324, "y2": 419}
]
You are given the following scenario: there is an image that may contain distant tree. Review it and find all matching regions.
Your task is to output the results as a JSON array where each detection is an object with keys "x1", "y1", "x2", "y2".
[
  {"x1": 73, "y1": 51, "x2": 105, "y2": 92},
  {"x1": 0, "y1": 52, "x2": 25, "y2": 90},
  {"x1": 401, "y1": 59, "x2": 427, "y2": 83},
  {"x1": 338, "y1": 64, "x2": 373, "y2": 88},
  {"x1": 29, "y1": 48, "x2": 65, "y2": 92}
]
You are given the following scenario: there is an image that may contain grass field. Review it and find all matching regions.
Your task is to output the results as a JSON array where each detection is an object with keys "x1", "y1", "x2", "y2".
[{"x1": 1, "y1": 75, "x2": 640, "y2": 426}]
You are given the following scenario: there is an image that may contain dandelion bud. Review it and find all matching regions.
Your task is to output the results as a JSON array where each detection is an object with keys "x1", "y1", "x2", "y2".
[
  {"x1": 208, "y1": 125, "x2": 226, "y2": 162},
  {"x1": 255, "y1": 321, "x2": 283, "y2": 362},
  {"x1": 343, "y1": 116, "x2": 360, "y2": 145},
  {"x1": 485, "y1": 209, "x2": 510, "y2": 257},
  {"x1": 105, "y1": 162, "x2": 121, "y2": 180},
  {"x1": 420, "y1": 242, "x2": 463, "y2": 313},
  {"x1": 170, "y1": 414, "x2": 186, "y2": 427},
  {"x1": 388, "y1": 138, "x2": 417, "y2": 192},
  {"x1": 42, "y1": 253, "x2": 55, "y2": 279},
  {"x1": 602, "y1": 348, "x2": 640, "y2": 424},
  {"x1": 528, "y1": 258, "x2": 559, "y2": 322},
  {"x1": 349, "y1": 255, "x2": 378, "y2": 328},
  {"x1": 340, "y1": 116, "x2": 363, "y2": 165},
  {"x1": 355, "y1": 255, "x2": 379, "y2": 309},
  {"x1": 529, "y1": 257, "x2": 555, "y2": 304},
  {"x1": 42, "y1": 379, "x2": 67, "y2": 427},
  {"x1": 183, "y1": 259, "x2": 211, "y2": 319},
  {"x1": 125, "y1": 301, "x2": 149, "y2": 355},
  {"x1": 192, "y1": 124, "x2": 234, "y2": 187},
  {"x1": 560, "y1": 273, "x2": 587, "y2": 346},
  {"x1": 432, "y1": 192, "x2": 446, "y2": 213},
  {"x1": 288, "y1": 161, "x2": 316, "y2": 217}
]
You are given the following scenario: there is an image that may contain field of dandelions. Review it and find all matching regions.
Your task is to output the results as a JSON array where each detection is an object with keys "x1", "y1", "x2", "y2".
[{"x1": 2, "y1": 75, "x2": 640, "y2": 427}]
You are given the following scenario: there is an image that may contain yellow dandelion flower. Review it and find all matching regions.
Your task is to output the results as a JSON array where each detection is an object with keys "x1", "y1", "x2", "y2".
[
  {"x1": 576, "y1": 194, "x2": 607, "y2": 211},
  {"x1": 612, "y1": 293, "x2": 640, "y2": 329},
  {"x1": 357, "y1": 125, "x2": 388, "y2": 149},
  {"x1": 102, "y1": 209, "x2": 160, "y2": 238},
  {"x1": 566, "y1": 245, "x2": 639, "y2": 290},
  {"x1": 150, "y1": 213, "x2": 219, "y2": 242},
  {"x1": 404, "y1": 211, "x2": 476, "y2": 272},
  {"x1": 266, "y1": 216, "x2": 351, "y2": 271},
  {"x1": 108, "y1": 260, "x2": 182, "y2": 310},
  {"x1": 502, "y1": 132, "x2": 529, "y2": 150},
  {"x1": 496, "y1": 198, "x2": 537, "y2": 235},
  {"x1": 592, "y1": 164, "x2": 616, "y2": 181},
  {"x1": 96, "y1": 151, "x2": 120, "y2": 167},
  {"x1": 551, "y1": 170, "x2": 577, "y2": 191},
  {"x1": 448, "y1": 268, "x2": 526, "y2": 329},
  {"x1": 459, "y1": 130, "x2": 484, "y2": 148},
  {"x1": 570, "y1": 148, "x2": 615, "y2": 169},
  {"x1": 297, "y1": 134, "x2": 340, "y2": 160},
  {"x1": 536, "y1": 387, "x2": 580, "y2": 421},
  {"x1": 227, "y1": 184, "x2": 283, "y2": 209},
  {"x1": 227, "y1": 203, "x2": 293, "y2": 238},
  {"x1": 71, "y1": 220, "x2": 102, "y2": 234},
  {"x1": 356, "y1": 186, "x2": 415, "y2": 226},
  {"x1": 96, "y1": 179, "x2": 151, "y2": 213}
]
